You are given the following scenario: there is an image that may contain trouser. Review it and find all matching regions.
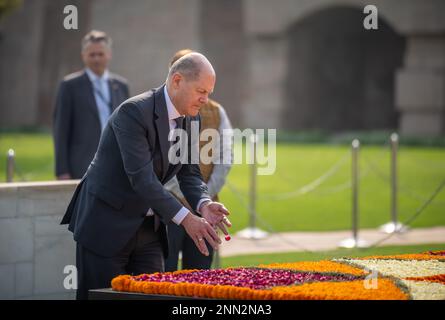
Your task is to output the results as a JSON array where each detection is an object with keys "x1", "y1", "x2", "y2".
[
  {"x1": 164, "y1": 221, "x2": 213, "y2": 272},
  {"x1": 75, "y1": 216, "x2": 164, "y2": 300}
]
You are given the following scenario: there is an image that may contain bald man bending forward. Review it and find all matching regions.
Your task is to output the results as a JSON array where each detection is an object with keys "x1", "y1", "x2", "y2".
[{"x1": 61, "y1": 53, "x2": 231, "y2": 299}]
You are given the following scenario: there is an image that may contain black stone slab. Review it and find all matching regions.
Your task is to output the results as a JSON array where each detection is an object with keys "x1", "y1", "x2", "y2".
[{"x1": 88, "y1": 288, "x2": 200, "y2": 300}]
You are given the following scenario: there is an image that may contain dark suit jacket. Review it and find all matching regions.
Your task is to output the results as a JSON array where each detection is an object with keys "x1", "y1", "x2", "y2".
[
  {"x1": 53, "y1": 70, "x2": 130, "y2": 179},
  {"x1": 60, "y1": 85, "x2": 210, "y2": 258}
]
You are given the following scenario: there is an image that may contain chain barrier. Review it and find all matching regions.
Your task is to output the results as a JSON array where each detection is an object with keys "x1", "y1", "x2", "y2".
[
  {"x1": 364, "y1": 178, "x2": 445, "y2": 249},
  {"x1": 259, "y1": 151, "x2": 349, "y2": 200},
  {"x1": 362, "y1": 153, "x2": 445, "y2": 206},
  {"x1": 258, "y1": 141, "x2": 389, "y2": 200},
  {"x1": 311, "y1": 142, "x2": 390, "y2": 196},
  {"x1": 225, "y1": 180, "x2": 315, "y2": 252},
  {"x1": 223, "y1": 136, "x2": 444, "y2": 254},
  {"x1": 225, "y1": 177, "x2": 445, "y2": 254}
]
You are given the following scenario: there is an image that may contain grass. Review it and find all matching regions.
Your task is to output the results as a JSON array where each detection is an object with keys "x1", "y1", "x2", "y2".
[
  {"x1": 0, "y1": 132, "x2": 55, "y2": 181},
  {"x1": 217, "y1": 243, "x2": 445, "y2": 268},
  {"x1": 1, "y1": 132, "x2": 444, "y2": 232},
  {"x1": 222, "y1": 143, "x2": 445, "y2": 232},
  {"x1": 277, "y1": 129, "x2": 445, "y2": 147}
]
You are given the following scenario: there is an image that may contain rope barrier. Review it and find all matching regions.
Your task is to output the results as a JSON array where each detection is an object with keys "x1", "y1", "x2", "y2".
[
  {"x1": 258, "y1": 151, "x2": 350, "y2": 200},
  {"x1": 225, "y1": 180, "x2": 315, "y2": 253},
  {"x1": 226, "y1": 177, "x2": 444, "y2": 254},
  {"x1": 362, "y1": 154, "x2": 445, "y2": 206},
  {"x1": 251, "y1": 141, "x2": 390, "y2": 200},
  {"x1": 364, "y1": 178, "x2": 445, "y2": 249}
]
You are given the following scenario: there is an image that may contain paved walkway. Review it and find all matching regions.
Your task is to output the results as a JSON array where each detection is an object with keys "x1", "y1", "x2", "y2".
[{"x1": 219, "y1": 226, "x2": 445, "y2": 257}]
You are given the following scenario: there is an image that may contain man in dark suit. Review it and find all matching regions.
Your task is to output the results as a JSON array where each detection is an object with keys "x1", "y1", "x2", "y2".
[
  {"x1": 61, "y1": 52, "x2": 232, "y2": 300},
  {"x1": 164, "y1": 49, "x2": 233, "y2": 272},
  {"x1": 53, "y1": 30, "x2": 129, "y2": 180}
]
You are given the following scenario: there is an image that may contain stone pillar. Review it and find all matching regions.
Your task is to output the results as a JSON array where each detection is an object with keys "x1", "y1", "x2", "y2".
[
  {"x1": 396, "y1": 36, "x2": 445, "y2": 136},
  {"x1": 242, "y1": 35, "x2": 288, "y2": 129}
]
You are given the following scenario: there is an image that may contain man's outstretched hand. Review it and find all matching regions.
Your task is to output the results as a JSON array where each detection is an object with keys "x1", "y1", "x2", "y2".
[
  {"x1": 180, "y1": 201, "x2": 232, "y2": 256},
  {"x1": 181, "y1": 212, "x2": 221, "y2": 256},
  {"x1": 200, "y1": 201, "x2": 232, "y2": 237}
]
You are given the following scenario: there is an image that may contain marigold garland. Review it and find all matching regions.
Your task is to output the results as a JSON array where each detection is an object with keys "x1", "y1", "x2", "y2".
[
  {"x1": 270, "y1": 279, "x2": 409, "y2": 300},
  {"x1": 356, "y1": 253, "x2": 445, "y2": 261},
  {"x1": 259, "y1": 260, "x2": 367, "y2": 276},
  {"x1": 111, "y1": 250, "x2": 445, "y2": 300}
]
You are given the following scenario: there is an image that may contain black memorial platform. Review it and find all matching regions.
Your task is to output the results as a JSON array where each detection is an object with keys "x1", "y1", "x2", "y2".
[{"x1": 89, "y1": 288, "x2": 201, "y2": 300}]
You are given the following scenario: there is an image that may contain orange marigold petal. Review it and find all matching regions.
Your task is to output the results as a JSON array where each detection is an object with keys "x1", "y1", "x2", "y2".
[
  {"x1": 259, "y1": 260, "x2": 366, "y2": 276},
  {"x1": 357, "y1": 253, "x2": 445, "y2": 261}
]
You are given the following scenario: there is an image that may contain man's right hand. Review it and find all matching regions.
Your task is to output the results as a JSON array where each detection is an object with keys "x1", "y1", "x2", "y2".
[
  {"x1": 181, "y1": 212, "x2": 222, "y2": 256},
  {"x1": 57, "y1": 173, "x2": 72, "y2": 180}
]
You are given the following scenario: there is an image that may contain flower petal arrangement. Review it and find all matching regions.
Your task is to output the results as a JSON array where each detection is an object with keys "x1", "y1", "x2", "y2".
[{"x1": 111, "y1": 250, "x2": 445, "y2": 300}]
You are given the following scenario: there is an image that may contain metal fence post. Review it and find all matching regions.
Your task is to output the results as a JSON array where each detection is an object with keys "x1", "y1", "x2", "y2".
[
  {"x1": 379, "y1": 133, "x2": 408, "y2": 233},
  {"x1": 6, "y1": 149, "x2": 15, "y2": 183},
  {"x1": 339, "y1": 139, "x2": 369, "y2": 248},
  {"x1": 236, "y1": 132, "x2": 268, "y2": 239}
]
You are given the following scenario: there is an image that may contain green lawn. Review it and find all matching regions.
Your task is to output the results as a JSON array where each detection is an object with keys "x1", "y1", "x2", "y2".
[
  {"x1": 0, "y1": 132, "x2": 55, "y2": 181},
  {"x1": 217, "y1": 243, "x2": 445, "y2": 268},
  {"x1": 1, "y1": 132, "x2": 444, "y2": 232},
  {"x1": 222, "y1": 143, "x2": 445, "y2": 232}
]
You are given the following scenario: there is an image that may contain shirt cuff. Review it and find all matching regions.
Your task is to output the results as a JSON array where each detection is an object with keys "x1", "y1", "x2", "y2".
[
  {"x1": 172, "y1": 206, "x2": 190, "y2": 225},
  {"x1": 196, "y1": 198, "x2": 212, "y2": 214}
]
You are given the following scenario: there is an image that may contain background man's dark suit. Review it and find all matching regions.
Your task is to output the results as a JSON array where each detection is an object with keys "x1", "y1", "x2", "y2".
[
  {"x1": 53, "y1": 70, "x2": 129, "y2": 178},
  {"x1": 61, "y1": 85, "x2": 210, "y2": 299}
]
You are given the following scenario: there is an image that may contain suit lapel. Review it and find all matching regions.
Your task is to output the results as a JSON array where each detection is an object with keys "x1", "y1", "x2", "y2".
[
  {"x1": 82, "y1": 72, "x2": 101, "y2": 125},
  {"x1": 154, "y1": 85, "x2": 171, "y2": 181}
]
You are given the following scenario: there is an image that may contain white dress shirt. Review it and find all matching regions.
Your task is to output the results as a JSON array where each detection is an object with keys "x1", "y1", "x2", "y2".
[{"x1": 85, "y1": 68, "x2": 111, "y2": 131}]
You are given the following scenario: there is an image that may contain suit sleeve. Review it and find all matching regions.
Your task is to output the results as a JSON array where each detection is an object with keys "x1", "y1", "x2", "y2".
[
  {"x1": 53, "y1": 80, "x2": 72, "y2": 177},
  {"x1": 177, "y1": 164, "x2": 210, "y2": 213},
  {"x1": 111, "y1": 102, "x2": 183, "y2": 223}
]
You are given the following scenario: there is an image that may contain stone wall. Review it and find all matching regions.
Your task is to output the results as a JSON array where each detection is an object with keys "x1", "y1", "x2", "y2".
[
  {"x1": 0, "y1": 181, "x2": 78, "y2": 300},
  {"x1": 90, "y1": 0, "x2": 202, "y2": 98},
  {"x1": 0, "y1": 0, "x2": 45, "y2": 128},
  {"x1": 242, "y1": 0, "x2": 445, "y2": 134},
  {"x1": 1, "y1": 0, "x2": 444, "y2": 135}
]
